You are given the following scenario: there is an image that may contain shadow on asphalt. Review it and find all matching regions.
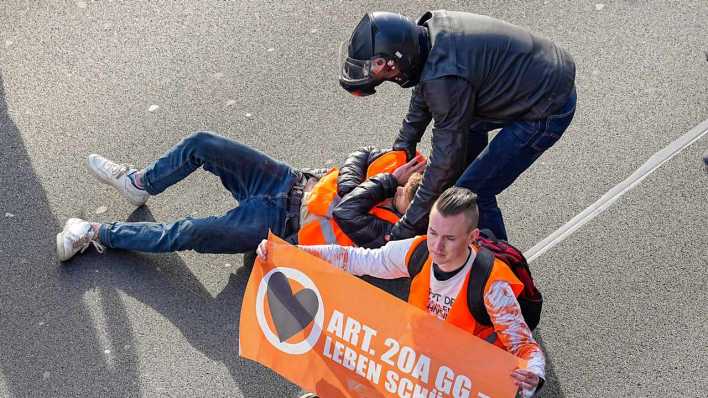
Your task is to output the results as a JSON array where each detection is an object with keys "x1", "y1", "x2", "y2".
[
  {"x1": 0, "y1": 68, "x2": 565, "y2": 397},
  {"x1": 535, "y1": 333, "x2": 565, "y2": 398},
  {"x1": 0, "y1": 69, "x2": 298, "y2": 397},
  {"x1": 83, "y1": 206, "x2": 300, "y2": 397},
  {"x1": 0, "y1": 70, "x2": 139, "y2": 396}
]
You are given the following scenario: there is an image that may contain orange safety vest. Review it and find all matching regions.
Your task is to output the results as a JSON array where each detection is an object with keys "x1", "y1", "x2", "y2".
[
  {"x1": 406, "y1": 236, "x2": 524, "y2": 349},
  {"x1": 298, "y1": 150, "x2": 417, "y2": 246}
]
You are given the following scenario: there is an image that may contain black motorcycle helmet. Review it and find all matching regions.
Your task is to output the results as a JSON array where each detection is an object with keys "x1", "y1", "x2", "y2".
[{"x1": 339, "y1": 12, "x2": 424, "y2": 96}]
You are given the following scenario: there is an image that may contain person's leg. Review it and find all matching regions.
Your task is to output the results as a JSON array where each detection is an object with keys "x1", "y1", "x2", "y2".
[
  {"x1": 89, "y1": 131, "x2": 280, "y2": 206},
  {"x1": 474, "y1": 193, "x2": 507, "y2": 240},
  {"x1": 456, "y1": 90, "x2": 577, "y2": 240},
  {"x1": 97, "y1": 197, "x2": 289, "y2": 254},
  {"x1": 459, "y1": 120, "x2": 504, "y2": 239},
  {"x1": 465, "y1": 120, "x2": 496, "y2": 165},
  {"x1": 141, "y1": 131, "x2": 298, "y2": 201}
]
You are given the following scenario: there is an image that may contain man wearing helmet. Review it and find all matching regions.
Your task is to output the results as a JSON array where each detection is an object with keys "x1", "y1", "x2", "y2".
[{"x1": 340, "y1": 10, "x2": 577, "y2": 242}]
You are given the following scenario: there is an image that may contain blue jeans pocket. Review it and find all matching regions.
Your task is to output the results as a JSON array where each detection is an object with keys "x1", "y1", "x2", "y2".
[
  {"x1": 530, "y1": 101, "x2": 576, "y2": 152},
  {"x1": 530, "y1": 130, "x2": 563, "y2": 152}
]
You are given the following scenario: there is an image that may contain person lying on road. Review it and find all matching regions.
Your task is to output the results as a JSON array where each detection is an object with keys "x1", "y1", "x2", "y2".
[{"x1": 57, "y1": 131, "x2": 425, "y2": 262}]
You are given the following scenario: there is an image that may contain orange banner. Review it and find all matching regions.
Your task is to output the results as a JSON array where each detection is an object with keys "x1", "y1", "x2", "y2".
[{"x1": 239, "y1": 233, "x2": 525, "y2": 398}]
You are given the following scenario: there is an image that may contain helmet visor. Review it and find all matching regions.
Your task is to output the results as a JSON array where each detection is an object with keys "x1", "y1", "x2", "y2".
[
  {"x1": 341, "y1": 57, "x2": 373, "y2": 81},
  {"x1": 338, "y1": 40, "x2": 381, "y2": 95}
]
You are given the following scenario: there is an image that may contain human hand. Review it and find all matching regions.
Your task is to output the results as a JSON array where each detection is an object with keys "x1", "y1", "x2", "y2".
[
  {"x1": 392, "y1": 141, "x2": 417, "y2": 161},
  {"x1": 511, "y1": 368, "x2": 540, "y2": 397},
  {"x1": 389, "y1": 219, "x2": 417, "y2": 241},
  {"x1": 391, "y1": 155, "x2": 425, "y2": 185},
  {"x1": 256, "y1": 239, "x2": 269, "y2": 261}
]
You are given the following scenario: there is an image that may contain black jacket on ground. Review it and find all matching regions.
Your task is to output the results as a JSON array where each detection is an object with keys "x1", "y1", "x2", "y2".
[{"x1": 331, "y1": 147, "x2": 402, "y2": 249}]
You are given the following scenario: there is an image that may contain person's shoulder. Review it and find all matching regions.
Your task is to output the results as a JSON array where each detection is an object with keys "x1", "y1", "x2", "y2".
[
  {"x1": 346, "y1": 146, "x2": 389, "y2": 161},
  {"x1": 384, "y1": 237, "x2": 419, "y2": 251}
]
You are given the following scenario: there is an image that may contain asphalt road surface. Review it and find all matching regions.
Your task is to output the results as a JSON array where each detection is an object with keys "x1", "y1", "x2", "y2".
[{"x1": 1, "y1": 1, "x2": 706, "y2": 397}]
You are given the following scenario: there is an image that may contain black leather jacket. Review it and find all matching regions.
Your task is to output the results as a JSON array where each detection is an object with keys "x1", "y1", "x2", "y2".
[
  {"x1": 331, "y1": 147, "x2": 402, "y2": 249},
  {"x1": 390, "y1": 10, "x2": 576, "y2": 240}
]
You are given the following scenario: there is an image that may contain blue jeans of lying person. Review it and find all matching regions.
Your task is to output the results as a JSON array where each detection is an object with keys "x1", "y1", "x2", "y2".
[
  {"x1": 456, "y1": 89, "x2": 577, "y2": 241},
  {"x1": 98, "y1": 131, "x2": 300, "y2": 253}
]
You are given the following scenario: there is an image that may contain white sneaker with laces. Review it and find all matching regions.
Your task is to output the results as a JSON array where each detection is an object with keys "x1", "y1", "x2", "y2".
[
  {"x1": 56, "y1": 218, "x2": 105, "y2": 262},
  {"x1": 87, "y1": 154, "x2": 149, "y2": 206}
]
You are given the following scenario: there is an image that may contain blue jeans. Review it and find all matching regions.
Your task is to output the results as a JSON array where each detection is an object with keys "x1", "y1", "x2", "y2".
[
  {"x1": 456, "y1": 88, "x2": 577, "y2": 241},
  {"x1": 98, "y1": 131, "x2": 300, "y2": 253}
]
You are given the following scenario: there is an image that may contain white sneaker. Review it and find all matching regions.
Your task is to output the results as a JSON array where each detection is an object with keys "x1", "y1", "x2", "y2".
[
  {"x1": 87, "y1": 154, "x2": 149, "y2": 206},
  {"x1": 56, "y1": 218, "x2": 105, "y2": 262}
]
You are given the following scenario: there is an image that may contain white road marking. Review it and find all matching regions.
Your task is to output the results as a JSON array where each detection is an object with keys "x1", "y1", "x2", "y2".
[{"x1": 525, "y1": 118, "x2": 708, "y2": 263}]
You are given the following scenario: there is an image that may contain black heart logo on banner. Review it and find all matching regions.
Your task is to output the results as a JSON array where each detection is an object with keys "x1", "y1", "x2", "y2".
[{"x1": 266, "y1": 271, "x2": 319, "y2": 342}]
